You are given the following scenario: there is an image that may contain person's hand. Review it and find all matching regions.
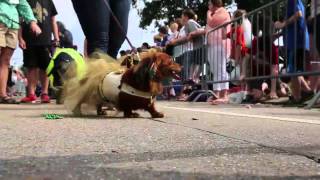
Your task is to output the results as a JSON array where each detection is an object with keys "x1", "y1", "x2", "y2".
[
  {"x1": 30, "y1": 21, "x2": 42, "y2": 36},
  {"x1": 52, "y1": 39, "x2": 60, "y2": 47},
  {"x1": 19, "y1": 38, "x2": 26, "y2": 50},
  {"x1": 274, "y1": 21, "x2": 285, "y2": 29},
  {"x1": 188, "y1": 32, "x2": 195, "y2": 41},
  {"x1": 169, "y1": 39, "x2": 177, "y2": 46}
]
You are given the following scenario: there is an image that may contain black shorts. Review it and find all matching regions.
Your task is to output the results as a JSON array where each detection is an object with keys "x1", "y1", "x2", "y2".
[{"x1": 23, "y1": 46, "x2": 51, "y2": 70}]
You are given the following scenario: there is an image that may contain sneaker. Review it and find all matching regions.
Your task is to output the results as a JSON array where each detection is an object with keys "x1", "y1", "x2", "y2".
[
  {"x1": 41, "y1": 94, "x2": 50, "y2": 103},
  {"x1": 21, "y1": 94, "x2": 37, "y2": 103}
]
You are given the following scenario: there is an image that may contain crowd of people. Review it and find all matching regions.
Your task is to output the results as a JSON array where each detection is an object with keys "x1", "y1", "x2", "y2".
[
  {"x1": 0, "y1": 0, "x2": 320, "y2": 107},
  {"x1": 138, "y1": 0, "x2": 320, "y2": 106}
]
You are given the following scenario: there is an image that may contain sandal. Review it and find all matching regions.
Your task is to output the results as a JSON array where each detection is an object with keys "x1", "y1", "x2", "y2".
[
  {"x1": 268, "y1": 94, "x2": 279, "y2": 100},
  {"x1": 0, "y1": 96, "x2": 19, "y2": 104}
]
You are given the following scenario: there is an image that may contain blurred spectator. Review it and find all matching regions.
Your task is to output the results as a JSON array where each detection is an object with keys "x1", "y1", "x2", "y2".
[
  {"x1": 72, "y1": 0, "x2": 130, "y2": 58},
  {"x1": 137, "y1": 47, "x2": 143, "y2": 53},
  {"x1": 154, "y1": 26, "x2": 169, "y2": 47},
  {"x1": 0, "y1": 0, "x2": 40, "y2": 104},
  {"x1": 57, "y1": 21, "x2": 73, "y2": 48},
  {"x1": 169, "y1": 9, "x2": 203, "y2": 49},
  {"x1": 141, "y1": 42, "x2": 151, "y2": 50},
  {"x1": 19, "y1": 0, "x2": 59, "y2": 103},
  {"x1": 119, "y1": 50, "x2": 127, "y2": 57},
  {"x1": 153, "y1": 34, "x2": 162, "y2": 47},
  {"x1": 165, "y1": 21, "x2": 179, "y2": 56},
  {"x1": 169, "y1": 9, "x2": 203, "y2": 101},
  {"x1": 12, "y1": 67, "x2": 27, "y2": 97},
  {"x1": 226, "y1": 10, "x2": 251, "y2": 93},
  {"x1": 168, "y1": 22, "x2": 179, "y2": 43},
  {"x1": 189, "y1": 0, "x2": 231, "y2": 105},
  {"x1": 275, "y1": 0, "x2": 311, "y2": 104}
]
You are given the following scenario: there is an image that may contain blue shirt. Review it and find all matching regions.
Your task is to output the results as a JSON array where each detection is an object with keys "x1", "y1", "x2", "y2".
[{"x1": 285, "y1": 0, "x2": 309, "y2": 50}]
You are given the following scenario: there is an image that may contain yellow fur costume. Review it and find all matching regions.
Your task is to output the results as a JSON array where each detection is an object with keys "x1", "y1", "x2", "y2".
[{"x1": 63, "y1": 53, "x2": 123, "y2": 114}]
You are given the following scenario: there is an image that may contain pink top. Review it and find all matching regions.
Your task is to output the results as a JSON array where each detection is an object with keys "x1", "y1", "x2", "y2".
[
  {"x1": 206, "y1": 7, "x2": 231, "y2": 55},
  {"x1": 206, "y1": 7, "x2": 230, "y2": 29}
]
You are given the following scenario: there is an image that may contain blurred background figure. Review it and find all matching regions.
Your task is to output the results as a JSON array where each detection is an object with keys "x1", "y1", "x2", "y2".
[{"x1": 57, "y1": 21, "x2": 73, "y2": 48}]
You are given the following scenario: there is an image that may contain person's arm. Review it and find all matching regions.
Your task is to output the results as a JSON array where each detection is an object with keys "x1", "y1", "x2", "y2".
[
  {"x1": 188, "y1": 29, "x2": 205, "y2": 40},
  {"x1": 51, "y1": 16, "x2": 60, "y2": 45},
  {"x1": 50, "y1": 1, "x2": 59, "y2": 45},
  {"x1": 16, "y1": 0, "x2": 36, "y2": 24},
  {"x1": 170, "y1": 36, "x2": 188, "y2": 45},
  {"x1": 18, "y1": 26, "x2": 26, "y2": 49},
  {"x1": 16, "y1": 0, "x2": 42, "y2": 35},
  {"x1": 275, "y1": 11, "x2": 303, "y2": 29}
]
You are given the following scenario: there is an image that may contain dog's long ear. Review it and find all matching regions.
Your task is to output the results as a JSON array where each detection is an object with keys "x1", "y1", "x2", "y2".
[{"x1": 133, "y1": 52, "x2": 156, "y2": 73}]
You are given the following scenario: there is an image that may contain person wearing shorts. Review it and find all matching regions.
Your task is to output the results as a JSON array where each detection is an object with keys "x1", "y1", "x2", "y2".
[
  {"x1": 0, "y1": 0, "x2": 40, "y2": 104},
  {"x1": 19, "y1": 0, "x2": 59, "y2": 103},
  {"x1": 275, "y1": 0, "x2": 309, "y2": 103}
]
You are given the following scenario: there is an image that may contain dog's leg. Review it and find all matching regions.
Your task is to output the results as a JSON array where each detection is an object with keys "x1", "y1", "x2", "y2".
[
  {"x1": 72, "y1": 104, "x2": 82, "y2": 116},
  {"x1": 97, "y1": 104, "x2": 107, "y2": 116},
  {"x1": 124, "y1": 109, "x2": 140, "y2": 118},
  {"x1": 146, "y1": 103, "x2": 164, "y2": 118}
]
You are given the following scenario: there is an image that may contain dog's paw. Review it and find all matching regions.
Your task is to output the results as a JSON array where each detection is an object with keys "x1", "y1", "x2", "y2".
[
  {"x1": 97, "y1": 109, "x2": 107, "y2": 116},
  {"x1": 151, "y1": 112, "x2": 164, "y2": 118},
  {"x1": 72, "y1": 110, "x2": 82, "y2": 117},
  {"x1": 124, "y1": 112, "x2": 140, "y2": 118}
]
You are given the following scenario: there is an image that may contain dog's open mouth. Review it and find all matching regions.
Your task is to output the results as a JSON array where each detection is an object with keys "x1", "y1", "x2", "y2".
[{"x1": 171, "y1": 70, "x2": 181, "y2": 80}]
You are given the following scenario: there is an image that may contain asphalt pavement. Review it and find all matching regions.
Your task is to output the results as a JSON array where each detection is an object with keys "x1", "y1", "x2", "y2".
[{"x1": 0, "y1": 101, "x2": 320, "y2": 179}]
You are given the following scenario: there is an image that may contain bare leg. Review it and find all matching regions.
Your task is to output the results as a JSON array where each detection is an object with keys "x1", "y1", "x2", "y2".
[
  {"x1": 39, "y1": 69, "x2": 49, "y2": 95},
  {"x1": 240, "y1": 55, "x2": 249, "y2": 91},
  {"x1": 219, "y1": 89, "x2": 228, "y2": 100},
  {"x1": 299, "y1": 76, "x2": 312, "y2": 92},
  {"x1": 211, "y1": 90, "x2": 228, "y2": 105},
  {"x1": 291, "y1": 77, "x2": 302, "y2": 101},
  {"x1": 26, "y1": 68, "x2": 38, "y2": 95},
  {"x1": 0, "y1": 47, "x2": 14, "y2": 97},
  {"x1": 270, "y1": 65, "x2": 279, "y2": 98}
]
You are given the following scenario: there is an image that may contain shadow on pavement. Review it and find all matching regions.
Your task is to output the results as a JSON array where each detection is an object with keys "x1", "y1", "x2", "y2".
[{"x1": 1, "y1": 145, "x2": 318, "y2": 179}]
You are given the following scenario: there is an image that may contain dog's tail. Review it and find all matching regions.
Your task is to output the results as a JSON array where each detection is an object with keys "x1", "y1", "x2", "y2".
[{"x1": 63, "y1": 54, "x2": 123, "y2": 114}]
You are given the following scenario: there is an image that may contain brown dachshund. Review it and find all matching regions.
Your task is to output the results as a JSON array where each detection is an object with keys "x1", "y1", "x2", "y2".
[{"x1": 63, "y1": 52, "x2": 181, "y2": 118}]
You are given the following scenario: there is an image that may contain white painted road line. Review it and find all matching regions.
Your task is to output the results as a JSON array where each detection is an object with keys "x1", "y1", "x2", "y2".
[{"x1": 163, "y1": 106, "x2": 320, "y2": 125}]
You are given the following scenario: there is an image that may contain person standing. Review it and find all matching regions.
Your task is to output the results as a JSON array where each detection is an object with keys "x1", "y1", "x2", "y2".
[
  {"x1": 189, "y1": 0, "x2": 231, "y2": 104},
  {"x1": 71, "y1": 0, "x2": 131, "y2": 58},
  {"x1": 57, "y1": 21, "x2": 73, "y2": 48},
  {"x1": 19, "y1": 0, "x2": 59, "y2": 103},
  {"x1": 0, "y1": 0, "x2": 41, "y2": 104},
  {"x1": 275, "y1": 0, "x2": 310, "y2": 104}
]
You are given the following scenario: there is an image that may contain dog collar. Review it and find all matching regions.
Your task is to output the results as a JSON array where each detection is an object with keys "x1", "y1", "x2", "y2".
[{"x1": 120, "y1": 83, "x2": 154, "y2": 100}]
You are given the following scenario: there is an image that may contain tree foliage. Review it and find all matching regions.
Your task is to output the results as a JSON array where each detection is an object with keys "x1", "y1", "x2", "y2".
[{"x1": 138, "y1": 0, "x2": 310, "y2": 29}]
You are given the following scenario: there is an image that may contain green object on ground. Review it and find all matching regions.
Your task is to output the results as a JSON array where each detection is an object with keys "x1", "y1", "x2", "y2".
[{"x1": 43, "y1": 114, "x2": 63, "y2": 120}]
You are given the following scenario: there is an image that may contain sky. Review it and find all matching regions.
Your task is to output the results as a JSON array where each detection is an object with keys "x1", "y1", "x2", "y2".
[{"x1": 11, "y1": 0, "x2": 155, "y2": 67}]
